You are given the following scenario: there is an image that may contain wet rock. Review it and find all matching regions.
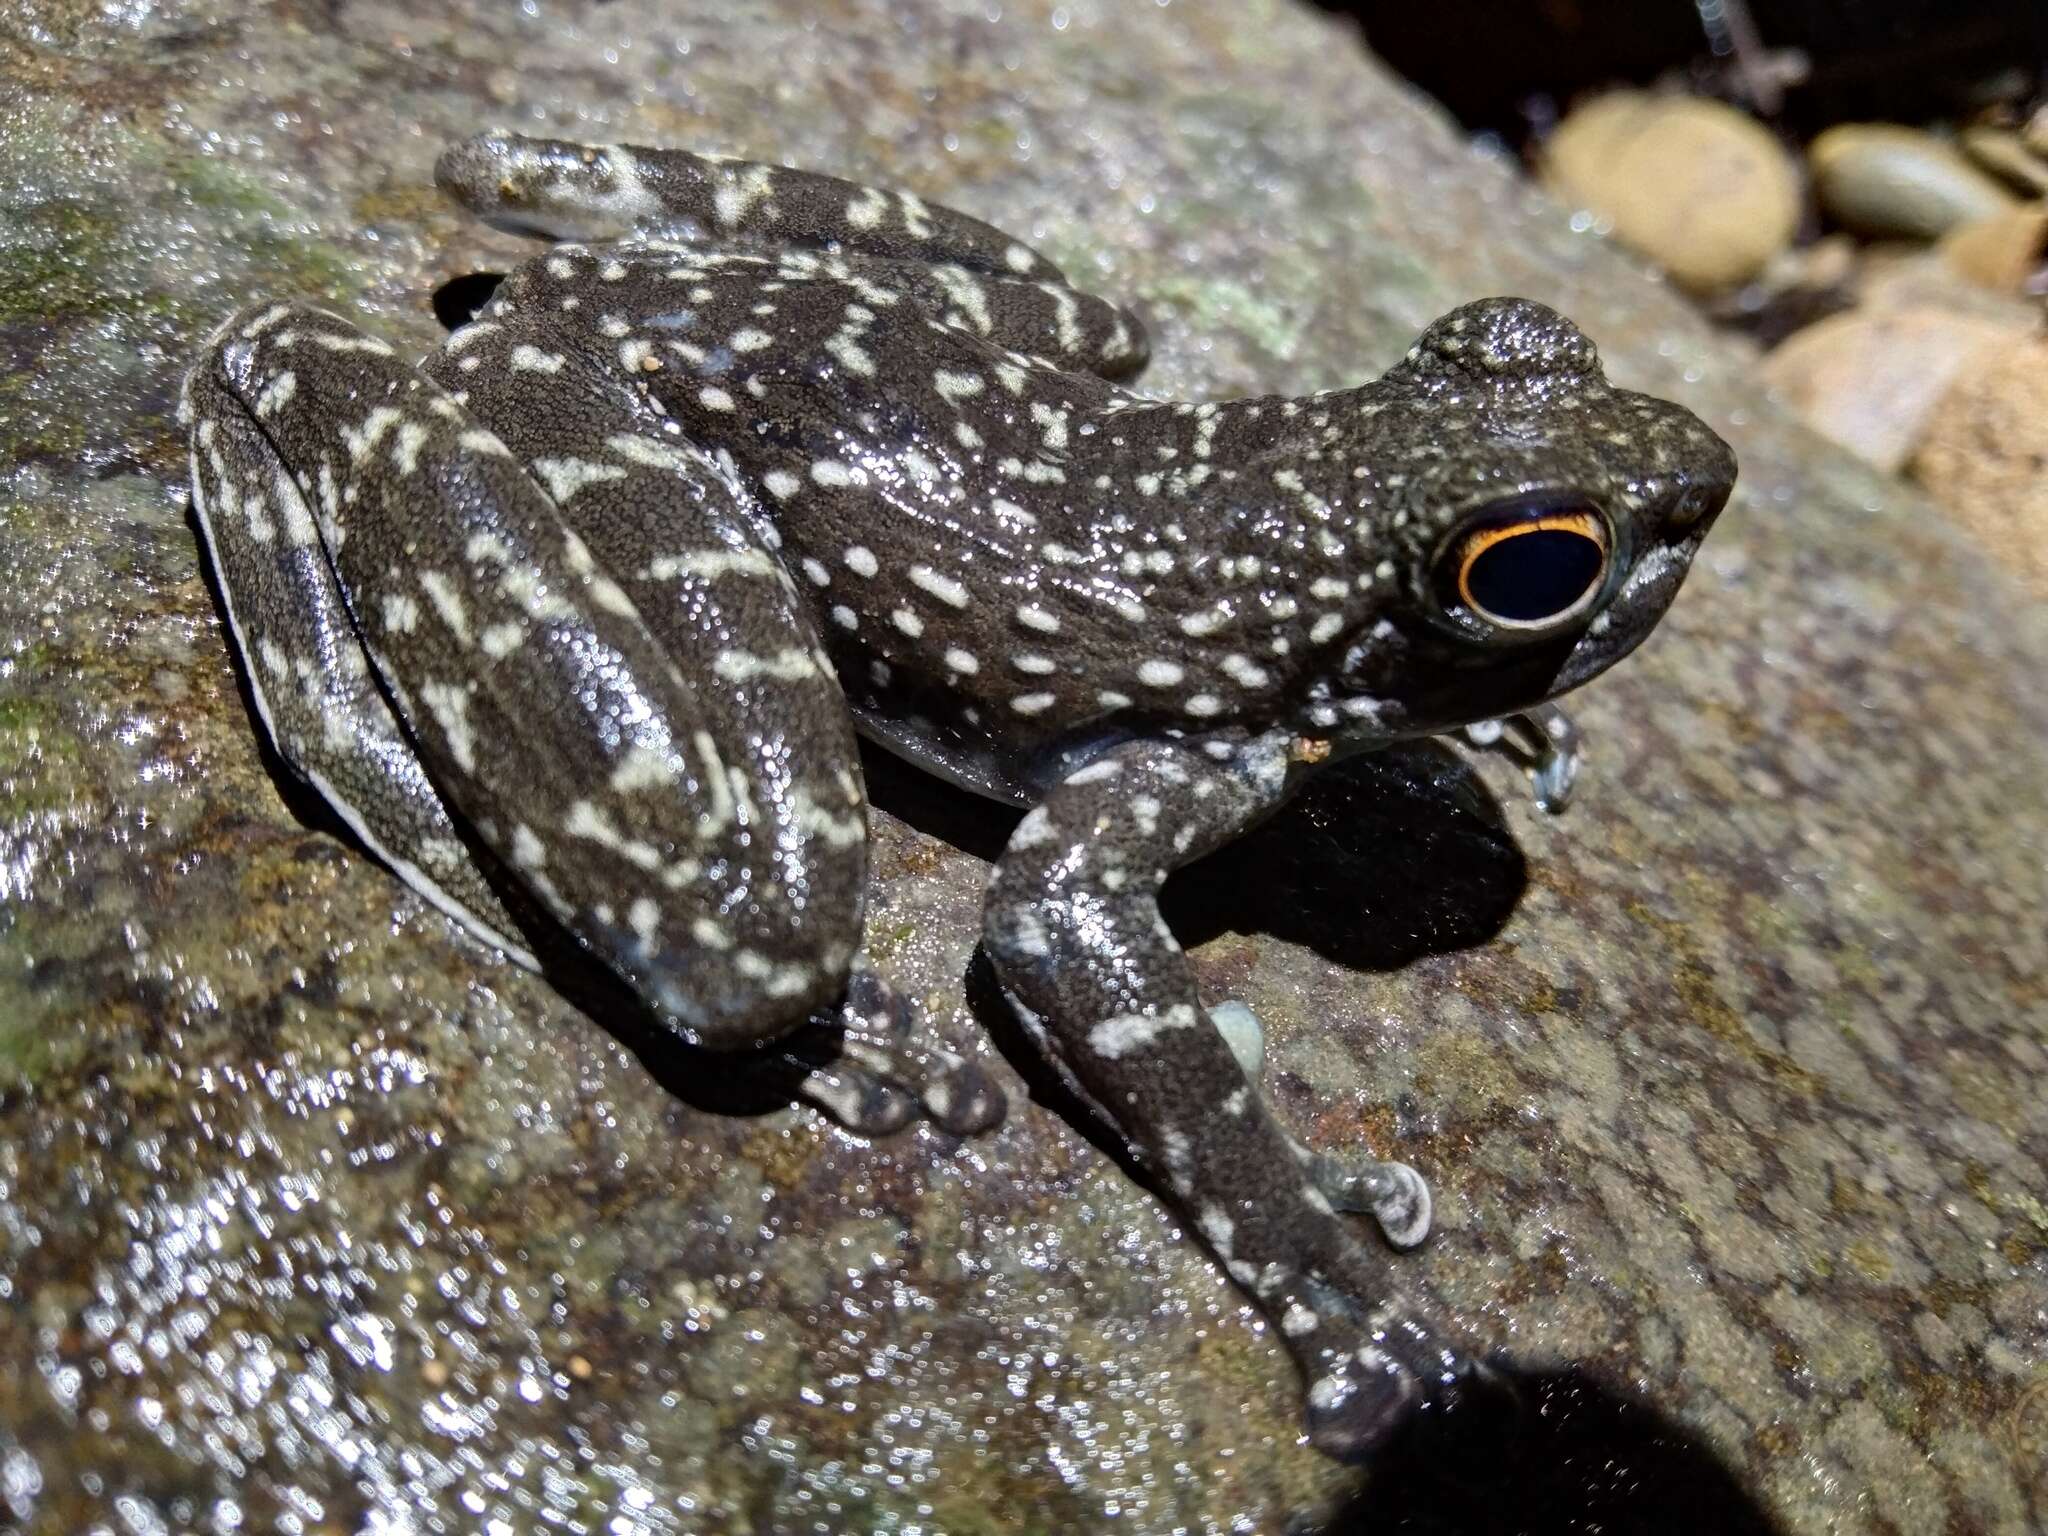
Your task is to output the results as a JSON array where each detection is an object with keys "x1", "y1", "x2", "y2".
[
  {"x1": 1913, "y1": 331, "x2": 2048, "y2": 598},
  {"x1": 1541, "y1": 91, "x2": 1802, "y2": 293},
  {"x1": 1811, "y1": 123, "x2": 2019, "y2": 240},
  {"x1": 1938, "y1": 203, "x2": 2048, "y2": 294},
  {"x1": 1760, "y1": 304, "x2": 2028, "y2": 471},
  {"x1": 2, "y1": 3, "x2": 2045, "y2": 1535}
]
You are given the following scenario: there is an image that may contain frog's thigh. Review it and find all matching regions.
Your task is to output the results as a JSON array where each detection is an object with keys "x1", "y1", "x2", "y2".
[
  {"x1": 181, "y1": 324, "x2": 531, "y2": 964},
  {"x1": 424, "y1": 318, "x2": 869, "y2": 955},
  {"x1": 438, "y1": 132, "x2": 1072, "y2": 283},
  {"x1": 203, "y1": 303, "x2": 856, "y2": 1045},
  {"x1": 432, "y1": 328, "x2": 1007, "y2": 1129}
]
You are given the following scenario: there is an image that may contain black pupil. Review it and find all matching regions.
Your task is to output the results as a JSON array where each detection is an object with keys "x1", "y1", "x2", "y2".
[{"x1": 1466, "y1": 527, "x2": 1603, "y2": 623}]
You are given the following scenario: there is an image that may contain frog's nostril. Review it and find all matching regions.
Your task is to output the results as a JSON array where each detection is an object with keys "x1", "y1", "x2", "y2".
[{"x1": 1451, "y1": 508, "x2": 1608, "y2": 630}]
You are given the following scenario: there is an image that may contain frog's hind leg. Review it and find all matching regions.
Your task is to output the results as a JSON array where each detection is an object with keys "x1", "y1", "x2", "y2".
[
  {"x1": 420, "y1": 313, "x2": 1002, "y2": 1134},
  {"x1": 437, "y1": 132, "x2": 1149, "y2": 378},
  {"x1": 440, "y1": 131, "x2": 1073, "y2": 279},
  {"x1": 192, "y1": 300, "x2": 863, "y2": 1050},
  {"x1": 180, "y1": 317, "x2": 534, "y2": 967},
  {"x1": 884, "y1": 263, "x2": 1148, "y2": 378}
]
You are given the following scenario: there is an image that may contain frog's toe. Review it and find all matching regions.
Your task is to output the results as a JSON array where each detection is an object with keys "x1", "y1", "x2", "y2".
[
  {"x1": 1369, "y1": 1162, "x2": 1432, "y2": 1249},
  {"x1": 1309, "y1": 1153, "x2": 1433, "y2": 1249},
  {"x1": 792, "y1": 1063, "x2": 920, "y2": 1136},
  {"x1": 1296, "y1": 1301, "x2": 1474, "y2": 1461},
  {"x1": 1306, "y1": 1346, "x2": 1500, "y2": 1462},
  {"x1": 1305, "y1": 1358, "x2": 1425, "y2": 1462},
  {"x1": 1209, "y1": 999, "x2": 1266, "y2": 1080},
  {"x1": 831, "y1": 964, "x2": 1008, "y2": 1134},
  {"x1": 914, "y1": 1053, "x2": 1006, "y2": 1135},
  {"x1": 1521, "y1": 702, "x2": 1582, "y2": 813}
]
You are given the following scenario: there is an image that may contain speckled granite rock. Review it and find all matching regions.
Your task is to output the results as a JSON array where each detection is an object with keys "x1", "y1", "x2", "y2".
[{"x1": 2, "y1": 3, "x2": 2043, "y2": 1533}]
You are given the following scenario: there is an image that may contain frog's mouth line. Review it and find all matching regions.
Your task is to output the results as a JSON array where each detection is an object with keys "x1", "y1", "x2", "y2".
[{"x1": 1548, "y1": 535, "x2": 1703, "y2": 696}]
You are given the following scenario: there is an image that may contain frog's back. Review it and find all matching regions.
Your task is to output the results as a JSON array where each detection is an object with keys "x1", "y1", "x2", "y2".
[{"x1": 495, "y1": 248, "x2": 1348, "y2": 797}]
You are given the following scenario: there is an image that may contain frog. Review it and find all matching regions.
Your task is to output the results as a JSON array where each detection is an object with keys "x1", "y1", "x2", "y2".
[{"x1": 180, "y1": 131, "x2": 1735, "y2": 1459}]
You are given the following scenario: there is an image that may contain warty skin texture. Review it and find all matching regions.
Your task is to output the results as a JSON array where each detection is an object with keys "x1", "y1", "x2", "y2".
[{"x1": 181, "y1": 132, "x2": 1734, "y2": 1458}]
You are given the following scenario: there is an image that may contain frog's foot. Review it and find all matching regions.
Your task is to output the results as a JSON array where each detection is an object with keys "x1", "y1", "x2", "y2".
[
  {"x1": 1289, "y1": 1282, "x2": 1476, "y2": 1461},
  {"x1": 1461, "y1": 702, "x2": 1581, "y2": 813},
  {"x1": 1307, "y1": 1152, "x2": 1433, "y2": 1250},
  {"x1": 1206, "y1": 1004, "x2": 1427, "y2": 1248},
  {"x1": 790, "y1": 965, "x2": 1005, "y2": 1136}
]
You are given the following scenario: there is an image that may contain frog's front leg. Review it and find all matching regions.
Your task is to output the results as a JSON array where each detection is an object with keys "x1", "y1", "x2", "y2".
[
  {"x1": 1203, "y1": 999, "x2": 1433, "y2": 1249},
  {"x1": 1462, "y1": 702, "x2": 1581, "y2": 812},
  {"x1": 983, "y1": 734, "x2": 1472, "y2": 1458}
]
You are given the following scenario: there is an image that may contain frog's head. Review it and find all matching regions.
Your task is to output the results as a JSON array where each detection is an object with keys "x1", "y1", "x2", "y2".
[{"x1": 1323, "y1": 297, "x2": 1735, "y2": 740}]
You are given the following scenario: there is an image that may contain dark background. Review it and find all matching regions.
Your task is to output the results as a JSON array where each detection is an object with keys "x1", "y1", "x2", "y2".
[{"x1": 1317, "y1": 0, "x2": 2048, "y2": 141}]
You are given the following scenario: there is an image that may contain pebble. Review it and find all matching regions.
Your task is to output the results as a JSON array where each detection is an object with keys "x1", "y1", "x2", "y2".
[
  {"x1": 1938, "y1": 204, "x2": 2048, "y2": 294},
  {"x1": 2024, "y1": 104, "x2": 2048, "y2": 160},
  {"x1": 1913, "y1": 332, "x2": 2048, "y2": 599},
  {"x1": 1760, "y1": 305, "x2": 2023, "y2": 473},
  {"x1": 1958, "y1": 125, "x2": 2048, "y2": 196},
  {"x1": 1810, "y1": 124, "x2": 2017, "y2": 240},
  {"x1": 1542, "y1": 91, "x2": 1801, "y2": 293}
]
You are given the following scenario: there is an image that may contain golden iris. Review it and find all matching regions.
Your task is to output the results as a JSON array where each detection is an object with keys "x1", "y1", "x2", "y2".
[{"x1": 1450, "y1": 507, "x2": 1609, "y2": 629}]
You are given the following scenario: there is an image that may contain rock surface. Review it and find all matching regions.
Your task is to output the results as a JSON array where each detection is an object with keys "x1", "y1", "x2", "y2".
[
  {"x1": 2, "y1": 3, "x2": 2045, "y2": 1534},
  {"x1": 1541, "y1": 91, "x2": 1802, "y2": 293}
]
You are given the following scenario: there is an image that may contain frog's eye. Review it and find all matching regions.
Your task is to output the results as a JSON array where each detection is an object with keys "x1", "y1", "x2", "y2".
[{"x1": 1443, "y1": 504, "x2": 1609, "y2": 631}]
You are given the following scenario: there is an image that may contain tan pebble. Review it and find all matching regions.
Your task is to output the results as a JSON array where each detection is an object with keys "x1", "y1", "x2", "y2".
[
  {"x1": 1857, "y1": 246, "x2": 2046, "y2": 325},
  {"x1": 1810, "y1": 124, "x2": 2017, "y2": 241},
  {"x1": 1959, "y1": 126, "x2": 2048, "y2": 197},
  {"x1": 1542, "y1": 91, "x2": 1801, "y2": 293},
  {"x1": 1760, "y1": 305, "x2": 2024, "y2": 473},
  {"x1": 1937, "y1": 204, "x2": 2048, "y2": 295},
  {"x1": 1912, "y1": 332, "x2": 2048, "y2": 599},
  {"x1": 2026, "y1": 104, "x2": 2048, "y2": 160}
]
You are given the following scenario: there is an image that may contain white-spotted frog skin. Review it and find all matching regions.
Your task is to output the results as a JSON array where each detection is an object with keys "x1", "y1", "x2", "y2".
[{"x1": 181, "y1": 133, "x2": 1735, "y2": 1459}]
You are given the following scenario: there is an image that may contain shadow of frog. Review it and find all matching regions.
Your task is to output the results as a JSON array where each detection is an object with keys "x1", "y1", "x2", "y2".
[
  {"x1": 1326, "y1": 1361, "x2": 1784, "y2": 1534},
  {"x1": 866, "y1": 734, "x2": 1530, "y2": 975}
]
